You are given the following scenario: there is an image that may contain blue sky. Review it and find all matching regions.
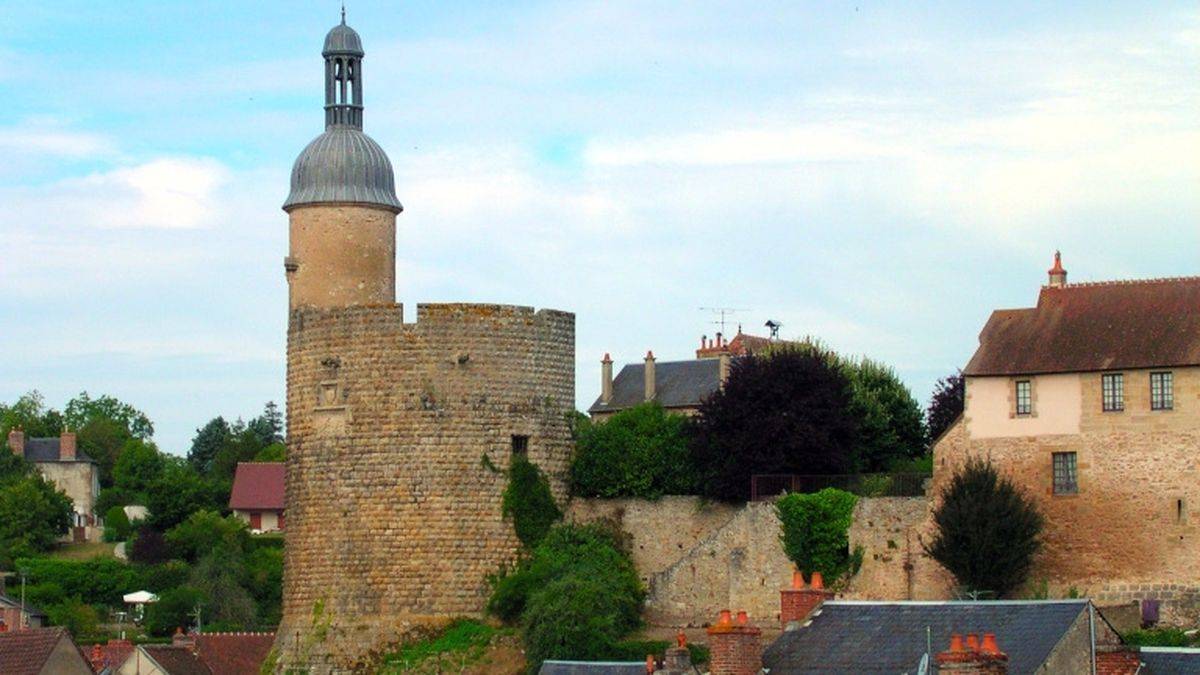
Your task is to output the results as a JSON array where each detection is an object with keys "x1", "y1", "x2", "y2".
[{"x1": 2, "y1": 1, "x2": 1197, "y2": 454}]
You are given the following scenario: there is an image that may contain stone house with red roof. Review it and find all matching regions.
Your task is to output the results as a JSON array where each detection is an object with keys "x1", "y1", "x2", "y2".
[
  {"x1": 933, "y1": 254, "x2": 1200, "y2": 622},
  {"x1": 0, "y1": 627, "x2": 93, "y2": 675},
  {"x1": 229, "y1": 462, "x2": 285, "y2": 532}
]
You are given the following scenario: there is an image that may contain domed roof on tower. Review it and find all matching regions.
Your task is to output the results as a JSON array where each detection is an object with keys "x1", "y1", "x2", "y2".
[{"x1": 283, "y1": 10, "x2": 402, "y2": 213}]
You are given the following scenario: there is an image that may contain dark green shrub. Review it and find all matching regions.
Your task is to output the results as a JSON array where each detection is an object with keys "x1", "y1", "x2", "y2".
[
  {"x1": 46, "y1": 596, "x2": 101, "y2": 641},
  {"x1": 23, "y1": 582, "x2": 66, "y2": 608},
  {"x1": 165, "y1": 510, "x2": 250, "y2": 561},
  {"x1": 571, "y1": 403, "x2": 695, "y2": 499},
  {"x1": 145, "y1": 586, "x2": 205, "y2": 636},
  {"x1": 15, "y1": 557, "x2": 142, "y2": 607},
  {"x1": 924, "y1": 458, "x2": 1043, "y2": 597},
  {"x1": 523, "y1": 574, "x2": 630, "y2": 672},
  {"x1": 843, "y1": 358, "x2": 927, "y2": 471},
  {"x1": 130, "y1": 527, "x2": 170, "y2": 565},
  {"x1": 776, "y1": 488, "x2": 858, "y2": 579},
  {"x1": 1123, "y1": 628, "x2": 1195, "y2": 647},
  {"x1": 501, "y1": 456, "x2": 561, "y2": 549},
  {"x1": 139, "y1": 560, "x2": 191, "y2": 593},
  {"x1": 104, "y1": 506, "x2": 132, "y2": 542}
]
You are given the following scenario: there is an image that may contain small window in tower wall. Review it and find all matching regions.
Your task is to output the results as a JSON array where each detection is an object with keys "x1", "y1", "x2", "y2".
[
  {"x1": 511, "y1": 435, "x2": 529, "y2": 456},
  {"x1": 1053, "y1": 452, "x2": 1078, "y2": 495},
  {"x1": 1151, "y1": 372, "x2": 1174, "y2": 411},
  {"x1": 1102, "y1": 373, "x2": 1124, "y2": 412},
  {"x1": 1015, "y1": 380, "x2": 1032, "y2": 415}
]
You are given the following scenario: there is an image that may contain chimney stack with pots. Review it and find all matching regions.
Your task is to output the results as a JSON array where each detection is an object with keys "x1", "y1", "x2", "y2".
[
  {"x1": 706, "y1": 609, "x2": 762, "y2": 675},
  {"x1": 658, "y1": 632, "x2": 692, "y2": 674},
  {"x1": 1047, "y1": 251, "x2": 1067, "y2": 288},
  {"x1": 60, "y1": 429, "x2": 77, "y2": 461},
  {"x1": 935, "y1": 632, "x2": 1009, "y2": 674},
  {"x1": 7, "y1": 428, "x2": 23, "y2": 457},
  {"x1": 780, "y1": 570, "x2": 833, "y2": 628},
  {"x1": 644, "y1": 351, "x2": 656, "y2": 401},
  {"x1": 601, "y1": 353, "x2": 614, "y2": 405}
]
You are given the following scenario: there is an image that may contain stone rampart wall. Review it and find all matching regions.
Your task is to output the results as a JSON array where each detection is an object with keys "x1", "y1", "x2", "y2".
[{"x1": 277, "y1": 302, "x2": 574, "y2": 671}]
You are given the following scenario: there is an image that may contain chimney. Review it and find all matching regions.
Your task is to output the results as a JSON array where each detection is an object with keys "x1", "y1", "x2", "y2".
[
  {"x1": 659, "y1": 632, "x2": 692, "y2": 674},
  {"x1": 172, "y1": 627, "x2": 195, "y2": 650},
  {"x1": 60, "y1": 429, "x2": 77, "y2": 461},
  {"x1": 780, "y1": 570, "x2": 833, "y2": 628},
  {"x1": 1047, "y1": 251, "x2": 1067, "y2": 288},
  {"x1": 601, "y1": 353, "x2": 614, "y2": 405},
  {"x1": 7, "y1": 428, "x2": 23, "y2": 457},
  {"x1": 935, "y1": 632, "x2": 1009, "y2": 674},
  {"x1": 706, "y1": 609, "x2": 762, "y2": 675},
  {"x1": 644, "y1": 351, "x2": 656, "y2": 401},
  {"x1": 719, "y1": 353, "x2": 732, "y2": 389}
]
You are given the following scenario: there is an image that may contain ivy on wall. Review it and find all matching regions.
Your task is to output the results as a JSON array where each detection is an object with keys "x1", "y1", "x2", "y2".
[{"x1": 501, "y1": 455, "x2": 562, "y2": 549}]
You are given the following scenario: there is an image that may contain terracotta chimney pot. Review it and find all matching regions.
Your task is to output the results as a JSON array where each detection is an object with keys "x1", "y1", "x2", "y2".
[
  {"x1": 966, "y1": 633, "x2": 980, "y2": 652},
  {"x1": 810, "y1": 571, "x2": 824, "y2": 589},
  {"x1": 791, "y1": 570, "x2": 804, "y2": 589},
  {"x1": 736, "y1": 610, "x2": 749, "y2": 625},
  {"x1": 981, "y1": 633, "x2": 1000, "y2": 655},
  {"x1": 717, "y1": 609, "x2": 732, "y2": 626},
  {"x1": 949, "y1": 633, "x2": 964, "y2": 653}
]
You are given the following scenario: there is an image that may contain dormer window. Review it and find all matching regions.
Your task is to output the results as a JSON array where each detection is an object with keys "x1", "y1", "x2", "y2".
[
  {"x1": 1102, "y1": 373, "x2": 1124, "y2": 412},
  {"x1": 1151, "y1": 372, "x2": 1174, "y2": 411},
  {"x1": 1015, "y1": 380, "x2": 1032, "y2": 416}
]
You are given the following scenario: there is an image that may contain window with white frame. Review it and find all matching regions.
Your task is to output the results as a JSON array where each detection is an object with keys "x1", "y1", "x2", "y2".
[
  {"x1": 1102, "y1": 373, "x2": 1124, "y2": 412},
  {"x1": 1015, "y1": 380, "x2": 1032, "y2": 416},
  {"x1": 1151, "y1": 372, "x2": 1174, "y2": 411}
]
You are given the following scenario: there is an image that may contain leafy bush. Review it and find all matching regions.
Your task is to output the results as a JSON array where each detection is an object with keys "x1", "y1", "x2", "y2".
[
  {"x1": 776, "y1": 488, "x2": 858, "y2": 578},
  {"x1": 14, "y1": 557, "x2": 142, "y2": 607},
  {"x1": 0, "y1": 473, "x2": 73, "y2": 564},
  {"x1": 104, "y1": 506, "x2": 132, "y2": 542},
  {"x1": 380, "y1": 619, "x2": 497, "y2": 672},
  {"x1": 690, "y1": 346, "x2": 859, "y2": 501},
  {"x1": 1123, "y1": 628, "x2": 1196, "y2": 647},
  {"x1": 165, "y1": 510, "x2": 249, "y2": 561},
  {"x1": 130, "y1": 527, "x2": 170, "y2": 565},
  {"x1": 46, "y1": 597, "x2": 101, "y2": 641},
  {"x1": 925, "y1": 458, "x2": 1043, "y2": 597},
  {"x1": 488, "y1": 524, "x2": 643, "y2": 673},
  {"x1": 145, "y1": 586, "x2": 205, "y2": 636},
  {"x1": 571, "y1": 403, "x2": 695, "y2": 499},
  {"x1": 501, "y1": 456, "x2": 561, "y2": 549}
]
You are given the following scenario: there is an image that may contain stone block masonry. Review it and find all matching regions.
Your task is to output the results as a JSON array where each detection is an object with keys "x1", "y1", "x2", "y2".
[{"x1": 276, "y1": 302, "x2": 574, "y2": 671}]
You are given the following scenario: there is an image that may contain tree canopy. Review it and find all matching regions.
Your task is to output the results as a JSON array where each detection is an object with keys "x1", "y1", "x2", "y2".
[
  {"x1": 843, "y1": 357, "x2": 928, "y2": 471},
  {"x1": 927, "y1": 371, "x2": 966, "y2": 444},
  {"x1": 571, "y1": 403, "x2": 695, "y2": 499},
  {"x1": 924, "y1": 458, "x2": 1044, "y2": 597},
  {"x1": 690, "y1": 346, "x2": 859, "y2": 501}
]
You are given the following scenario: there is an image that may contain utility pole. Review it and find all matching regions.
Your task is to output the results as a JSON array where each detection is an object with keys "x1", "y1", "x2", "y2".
[
  {"x1": 191, "y1": 603, "x2": 203, "y2": 634},
  {"x1": 20, "y1": 570, "x2": 27, "y2": 629}
]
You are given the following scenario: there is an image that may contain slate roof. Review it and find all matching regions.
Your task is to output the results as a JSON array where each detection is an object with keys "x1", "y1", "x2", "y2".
[
  {"x1": 588, "y1": 359, "x2": 721, "y2": 414},
  {"x1": 539, "y1": 660, "x2": 648, "y2": 675},
  {"x1": 762, "y1": 600, "x2": 1089, "y2": 674},
  {"x1": 1140, "y1": 647, "x2": 1200, "y2": 674},
  {"x1": 21, "y1": 438, "x2": 94, "y2": 464},
  {"x1": 0, "y1": 627, "x2": 75, "y2": 675},
  {"x1": 194, "y1": 632, "x2": 276, "y2": 675},
  {"x1": 0, "y1": 593, "x2": 48, "y2": 620},
  {"x1": 140, "y1": 645, "x2": 212, "y2": 675},
  {"x1": 229, "y1": 463, "x2": 286, "y2": 511},
  {"x1": 964, "y1": 277, "x2": 1200, "y2": 376}
]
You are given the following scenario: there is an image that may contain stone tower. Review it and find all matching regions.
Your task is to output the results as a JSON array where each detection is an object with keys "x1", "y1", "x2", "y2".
[{"x1": 274, "y1": 15, "x2": 575, "y2": 673}]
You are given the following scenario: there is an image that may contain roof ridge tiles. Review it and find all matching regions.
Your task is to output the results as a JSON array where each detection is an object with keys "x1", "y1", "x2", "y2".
[{"x1": 1049, "y1": 275, "x2": 1200, "y2": 289}]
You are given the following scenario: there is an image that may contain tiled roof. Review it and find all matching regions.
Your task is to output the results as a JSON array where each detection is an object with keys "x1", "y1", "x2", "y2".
[
  {"x1": 0, "y1": 627, "x2": 72, "y2": 675},
  {"x1": 964, "y1": 277, "x2": 1200, "y2": 376},
  {"x1": 229, "y1": 463, "x2": 285, "y2": 511},
  {"x1": 1139, "y1": 647, "x2": 1200, "y2": 674},
  {"x1": 88, "y1": 639, "x2": 134, "y2": 672},
  {"x1": 194, "y1": 632, "x2": 276, "y2": 675},
  {"x1": 762, "y1": 600, "x2": 1089, "y2": 673},
  {"x1": 141, "y1": 645, "x2": 212, "y2": 675},
  {"x1": 588, "y1": 359, "x2": 721, "y2": 414},
  {"x1": 696, "y1": 331, "x2": 778, "y2": 358},
  {"x1": 22, "y1": 438, "x2": 94, "y2": 464},
  {"x1": 0, "y1": 594, "x2": 48, "y2": 619},
  {"x1": 539, "y1": 661, "x2": 648, "y2": 674}
]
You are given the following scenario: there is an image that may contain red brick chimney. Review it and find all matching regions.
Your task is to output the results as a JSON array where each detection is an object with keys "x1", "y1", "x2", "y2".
[
  {"x1": 936, "y1": 632, "x2": 1009, "y2": 673},
  {"x1": 59, "y1": 429, "x2": 77, "y2": 461},
  {"x1": 172, "y1": 627, "x2": 195, "y2": 650},
  {"x1": 1047, "y1": 251, "x2": 1067, "y2": 288},
  {"x1": 7, "y1": 428, "x2": 24, "y2": 457},
  {"x1": 706, "y1": 609, "x2": 762, "y2": 675},
  {"x1": 780, "y1": 570, "x2": 833, "y2": 628}
]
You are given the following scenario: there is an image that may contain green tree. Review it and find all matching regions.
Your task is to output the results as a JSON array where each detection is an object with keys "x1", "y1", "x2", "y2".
[
  {"x1": 776, "y1": 488, "x2": 859, "y2": 579},
  {"x1": 189, "y1": 548, "x2": 257, "y2": 629},
  {"x1": 112, "y1": 439, "x2": 166, "y2": 495},
  {"x1": 188, "y1": 417, "x2": 231, "y2": 475},
  {"x1": 210, "y1": 424, "x2": 267, "y2": 483},
  {"x1": 46, "y1": 597, "x2": 101, "y2": 641},
  {"x1": 145, "y1": 586, "x2": 205, "y2": 636},
  {"x1": 0, "y1": 391, "x2": 64, "y2": 440},
  {"x1": 103, "y1": 506, "x2": 132, "y2": 542},
  {"x1": 925, "y1": 458, "x2": 1044, "y2": 597},
  {"x1": 927, "y1": 371, "x2": 965, "y2": 445},
  {"x1": 571, "y1": 403, "x2": 695, "y2": 499},
  {"x1": 77, "y1": 417, "x2": 132, "y2": 487},
  {"x1": 165, "y1": 510, "x2": 250, "y2": 562},
  {"x1": 690, "y1": 345, "x2": 859, "y2": 501},
  {"x1": 247, "y1": 401, "x2": 284, "y2": 448},
  {"x1": 245, "y1": 546, "x2": 284, "y2": 625},
  {"x1": 64, "y1": 392, "x2": 153, "y2": 440},
  {"x1": 0, "y1": 474, "x2": 73, "y2": 565},
  {"x1": 502, "y1": 456, "x2": 561, "y2": 549},
  {"x1": 844, "y1": 358, "x2": 927, "y2": 471},
  {"x1": 253, "y1": 443, "x2": 286, "y2": 462},
  {"x1": 146, "y1": 460, "x2": 225, "y2": 531}
]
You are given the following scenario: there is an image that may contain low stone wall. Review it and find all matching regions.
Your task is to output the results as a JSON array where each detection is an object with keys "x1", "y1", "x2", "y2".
[{"x1": 843, "y1": 496, "x2": 954, "y2": 601}]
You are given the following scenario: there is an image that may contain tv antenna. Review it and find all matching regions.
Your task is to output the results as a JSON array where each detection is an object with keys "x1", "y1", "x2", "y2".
[{"x1": 699, "y1": 307, "x2": 748, "y2": 335}]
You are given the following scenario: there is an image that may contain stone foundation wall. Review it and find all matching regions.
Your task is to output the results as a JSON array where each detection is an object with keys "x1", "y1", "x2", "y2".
[
  {"x1": 276, "y1": 302, "x2": 574, "y2": 672},
  {"x1": 843, "y1": 496, "x2": 956, "y2": 601}
]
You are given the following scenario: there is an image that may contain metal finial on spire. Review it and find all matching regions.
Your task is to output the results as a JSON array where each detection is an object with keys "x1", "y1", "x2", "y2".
[{"x1": 341, "y1": 2, "x2": 346, "y2": 24}]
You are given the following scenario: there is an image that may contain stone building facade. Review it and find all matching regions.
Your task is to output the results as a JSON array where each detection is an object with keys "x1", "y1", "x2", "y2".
[
  {"x1": 7, "y1": 429, "x2": 101, "y2": 542},
  {"x1": 933, "y1": 255, "x2": 1200, "y2": 621},
  {"x1": 273, "y1": 16, "x2": 574, "y2": 671}
]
